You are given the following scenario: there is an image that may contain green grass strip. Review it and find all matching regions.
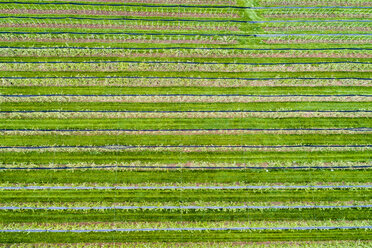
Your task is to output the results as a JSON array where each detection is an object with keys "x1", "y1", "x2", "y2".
[
  {"x1": 0, "y1": 208, "x2": 369, "y2": 223},
  {"x1": 2, "y1": 102, "x2": 371, "y2": 111},
  {"x1": 0, "y1": 71, "x2": 370, "y2": 78},
  {"x1": 1, "y1": 189, "x2": 370, "y2": 203},
  {"x1": 2, "y1": 170, "x2": 370, "y2": 184},
  {"x1": 1, "y1": 240, "x2": 369, "y2": 248},
  {"x1": 1, "y1": 118, "x2": 370, "y2": 130},
  {"x1": 1, "y1": 134, "x2": 371, "y2": 146},
  {"x1": 0, "y1": 229, "x2": 369, "y2": 243},
  {"x1": 1, "y1": 150, "x2": 371, "y2": 164}
]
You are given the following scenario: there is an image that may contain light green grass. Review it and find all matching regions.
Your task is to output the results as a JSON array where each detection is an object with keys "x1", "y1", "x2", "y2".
[
  {"x1": 1, "y1": 151, "x2": 371, "y2": 164},
  {"x1": 1, "y1": 134, "x2": 371, "y2": 146},
  {"x1": 2, "y1": 170, "x2": 369, "y2": 184}
]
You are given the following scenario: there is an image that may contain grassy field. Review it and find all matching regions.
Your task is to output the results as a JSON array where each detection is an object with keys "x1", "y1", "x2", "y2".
[{"x1": 0, "y1": 0, "x2": 371, "y2": 246}]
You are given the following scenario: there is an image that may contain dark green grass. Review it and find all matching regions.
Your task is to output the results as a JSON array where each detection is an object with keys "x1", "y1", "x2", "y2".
[
  {"x1": 2, "y1": 134, "x2": 371, "y2": 146},
  {"x1": 1, "y1": 189, "x2": 370, "y2": 203},
  {"x1": 2, "y1": 170, "x2": 370, "y2": 184},
  {"x1": 2, "y1": 102, "x2": 371, "y2": 112},
  {"x1": 0, "y1": 229, "x2": 370, "y2": 243},
  {"x1": 1, "y1": 151, "x2": 371, "y2": 164},
  {"x1": 1, "y1": 208, "x2": 369, "y2": 223},
  {"x1": 2, "y1": 87, "x2": 371, "y2": 96},
  {"x1": 0, "y1": 71, "x2": 370, "y2": 78},
  {"x1": 2, "y1": 118, "x2": 371, "y2": 130}
]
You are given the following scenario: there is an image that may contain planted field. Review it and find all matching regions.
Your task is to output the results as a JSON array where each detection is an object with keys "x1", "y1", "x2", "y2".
[{"x1": 0, "y1": 0, "x2": 371, "y2": 246}]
